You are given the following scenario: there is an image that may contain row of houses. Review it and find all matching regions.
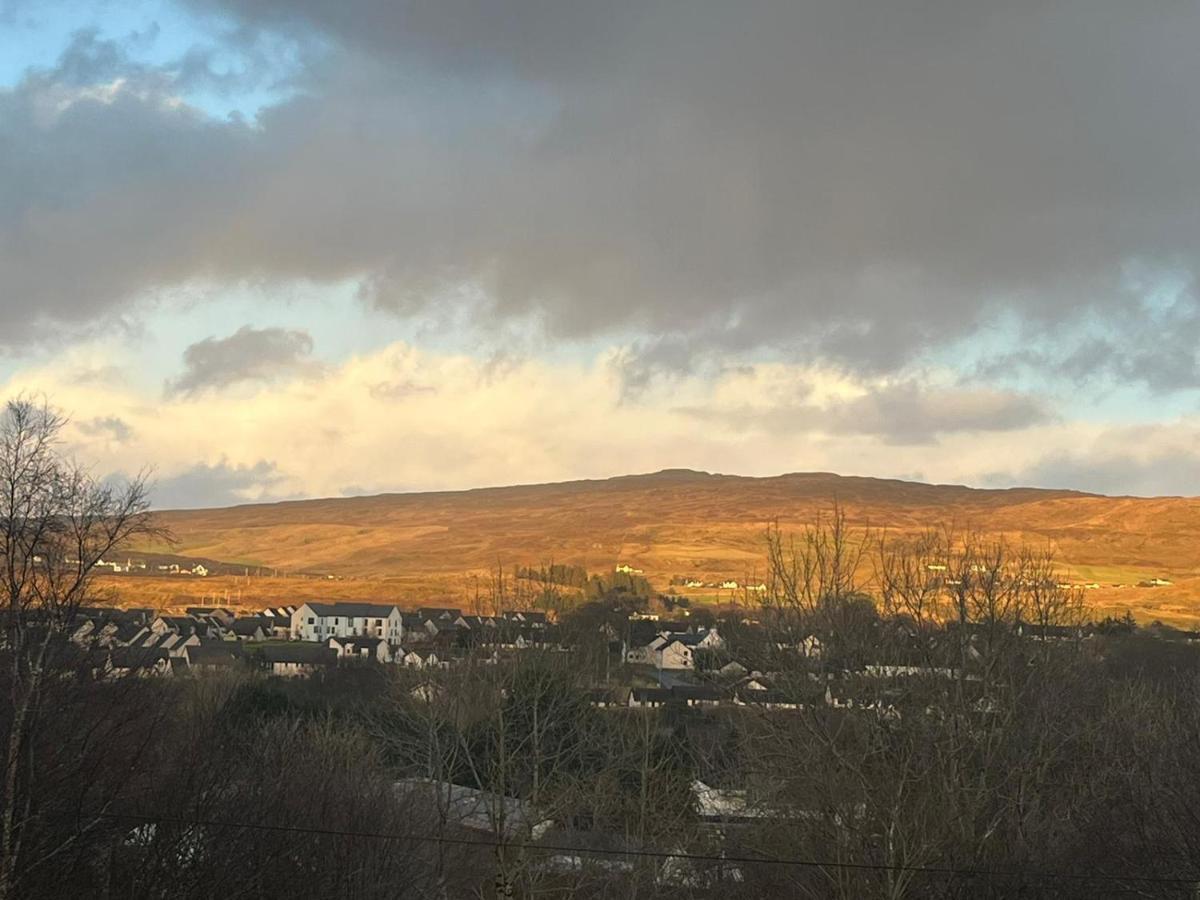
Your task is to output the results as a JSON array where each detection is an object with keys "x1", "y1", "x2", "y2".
[
  {"x1": 288, "y1": 603, "x2": 548, "y2": 644},
  {"x1": 71, "y1": 603, "x2": 562, "y2": 679}
]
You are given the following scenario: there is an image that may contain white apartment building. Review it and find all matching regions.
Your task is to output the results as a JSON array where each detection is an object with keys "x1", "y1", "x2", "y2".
[{"x1": 291, "y1": 602, "x2": 404, "y2": 643}]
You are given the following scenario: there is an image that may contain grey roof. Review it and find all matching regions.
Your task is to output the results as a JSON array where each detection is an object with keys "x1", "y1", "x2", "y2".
[
  {"x1": 418, "y1": 607, "x2": 461, "y2": 619},
  {"x1": 304, "y1": 602, "x2": 400, "y2": 617},
  {"x1": 231, "y1": 617, "x2": 268, "y2": 635},
  {"x1": 671, "y1": 685, "x2": 723, "y2": 702},
  {"x1": 109, "y1": 647, "x2": 169, "y2": 670},
  {"x1": 258, "y1": 643, "x2": 337, "y2": 665},
  {"x1": 186, "y1": 641, "x2": 244, "y2": 666}
]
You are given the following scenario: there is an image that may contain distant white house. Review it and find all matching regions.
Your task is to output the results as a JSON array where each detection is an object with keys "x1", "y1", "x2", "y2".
[
  {"x1": 626, "y1": 627, "x2": 723, "y2": 669},
  {"x1": 291, "y1": 602, "x2": 403, "y2": 642}
]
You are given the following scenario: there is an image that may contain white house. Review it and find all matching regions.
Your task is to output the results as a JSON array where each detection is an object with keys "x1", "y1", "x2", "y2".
[
  {"x1": 655, "y1": 638, "x2": 694, "y2": 670},
  {"x1": 692, "y1": 627, "x2": 724, "y2": 651},
  {"x1": 329, "y1": 635, "x2": 394, "y2": 664},
  {"x1": 291, "y1": 602, "x2": 403, "y2": 643}
]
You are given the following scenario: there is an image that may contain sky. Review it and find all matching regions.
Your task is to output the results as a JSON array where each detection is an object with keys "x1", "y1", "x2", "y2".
[{"x1": 2, "y1": 0, "x2": 1200, "y2": 507}]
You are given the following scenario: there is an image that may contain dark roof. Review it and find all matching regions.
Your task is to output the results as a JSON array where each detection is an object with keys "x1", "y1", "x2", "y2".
[
  {"x1": 109, "y1": 647, "x2": 168, "y2": 670},
  {"x1": 258, "y1": 644, "x2": 337, "y2": 665},
  {"x1": 231, "y1": 618, "x2": 267, "y2": 636},
  {"x1": 630, "y1": 688, "x2": 673, "y2": 704},
  {"x1": 304, "y1": 602, "x2": 400, "y2": 617},
  {"x1": 186, "y1": 641, "x2": 244, "y2": 666},
  {"x1": 671, "y1": 685, "x2": 723, "y2": 702},
  {"x1": 738, "y1": 686, "x2": 826, "y2": 706},
  {"x1": 158, "y1": 615, "x2": 205, "y2": 634},
  {"x1": 113, "y1": 621, "x2": 146, "y2": 643},
  {"x1": 418, "y1": 607, "x2": 461, "y2": 620},
  {"x1": 502, "y1": 610, "x2": 548, "y2": 623}
]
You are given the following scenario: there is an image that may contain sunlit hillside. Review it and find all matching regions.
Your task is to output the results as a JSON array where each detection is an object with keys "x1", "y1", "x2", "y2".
[{"x1": 103, "y1": 469, "x2": 1200, "y2": 624}]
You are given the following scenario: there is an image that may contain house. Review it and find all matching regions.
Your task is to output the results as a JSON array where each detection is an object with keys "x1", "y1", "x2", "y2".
[
  {"x1": 329, "y1": 635, "x2": 394, "y2": 664},
  {"x1": 257, "y1": 643, "x2": 337, "y2": 677},
  {"x1": 586, "y1": 687, "x2": 630, "y2": 708},
  {"x1": 291, "y1": 602, "x2": 403, "y2": 642},
  {"x1": 690, "y1": 628, "x2": 724, "y2": 651},
  {"x1": 655, "y1": 638, "x2": 694, "y2": 670},
  {"x1": 628, "y1": 687, "x2": 673, "y2": 709},
  {"x1": 157, "y1": 632, "x2": 201, "y2": 657},
  {"x1": 733, "y1": 674, "x2": 773, "y2": 693},
  {"x1": 717, "y1": 660, "x2": 749, "y2": 679},
  {"x1": 186, "y1": 607, "x2": 234, "y2": 625},
  {"x1": 106, "y1": 647, "x2": 171, "y2": 678},
  {"x1": 150, "y1": 615, "x2": 221, "y2": 639},
  {"x1": 259, "y1": 607, "x2": 296, "y2": 639},
  {"x1": 671, "y1": 685, "x2": 723, "y2": 707},
  {"x1": 501, "y1": 610, "x2": 548, "y2": 629},
  {"x1": 183, "y1": 641, "x2": 244, "y2": 672},
  {"x1": 418, "y1": 607, "x2": 461, "y2": 623},
  {"x1": 400, "y1": 649, "x2": 441, "y2": 669},
  {"x1": 229, "y1": 617, "x2": 269, "y2": 641}
]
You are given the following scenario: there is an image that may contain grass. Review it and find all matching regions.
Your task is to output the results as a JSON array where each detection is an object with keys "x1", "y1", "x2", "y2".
[{"x1": 111, "y1": 470, "x2": 1200, "y2": 624}]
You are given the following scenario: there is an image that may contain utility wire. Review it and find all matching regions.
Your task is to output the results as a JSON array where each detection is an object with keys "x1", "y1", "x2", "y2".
[{"x1": 97, "y1": 810, "x2": 1199, "y2": 887}]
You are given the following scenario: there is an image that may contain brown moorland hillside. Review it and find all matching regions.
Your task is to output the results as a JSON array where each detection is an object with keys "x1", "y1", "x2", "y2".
[{"x1": 111, "y1": 470, "x2": 1200, "y2": 623}]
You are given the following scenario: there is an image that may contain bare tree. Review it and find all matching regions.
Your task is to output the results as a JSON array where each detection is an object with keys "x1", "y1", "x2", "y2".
[{"x1": 0, "y1": 397, "x2": 159, "y2": 900}]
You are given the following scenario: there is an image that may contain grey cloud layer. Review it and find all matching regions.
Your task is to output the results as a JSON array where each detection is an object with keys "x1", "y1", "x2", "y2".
[
  {"x1": 679, "y1": 381, "x2": 1050, "y2": 445},
  {"x1": 151, "y1": 458, "x2": 288, "y2": 507},
  {"x1": 5, "y1": 3, "x2": 1200, "y2": 381},
  {"x1": 165, "y1": 325, "x2": 316, "y2": 396}
]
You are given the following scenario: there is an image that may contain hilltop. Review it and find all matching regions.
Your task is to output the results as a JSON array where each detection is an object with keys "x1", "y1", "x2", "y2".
[{"x1": 106, "y1": 469, "x2": 1200, "y2": 622}]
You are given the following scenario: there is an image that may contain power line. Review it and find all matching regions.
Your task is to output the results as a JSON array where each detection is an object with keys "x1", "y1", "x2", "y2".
[{"x1": 97, "y1": 811, "x2": 1198, "y2": 887}]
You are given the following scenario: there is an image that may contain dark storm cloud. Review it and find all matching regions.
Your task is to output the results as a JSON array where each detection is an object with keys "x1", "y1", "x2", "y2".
[
  {"x1": 165, "y1": 325, "x2": 316, "y2": 396},
  {"x1": 150, "y1": 458, "x2": 289, "y2": 508},
  {"x1": 6, "y1": 2, "x2": 1200, "y2": 379}
]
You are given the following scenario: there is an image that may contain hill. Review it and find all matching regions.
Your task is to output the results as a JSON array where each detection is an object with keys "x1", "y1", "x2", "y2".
[{"x1": 111, "y1": 470, "x2": 1200, "y2": 623}]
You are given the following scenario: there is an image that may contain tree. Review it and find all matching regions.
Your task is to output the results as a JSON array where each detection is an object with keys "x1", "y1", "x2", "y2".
[{"x1": 0, "y1": 397, "x2": 159, "y2": 900}]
